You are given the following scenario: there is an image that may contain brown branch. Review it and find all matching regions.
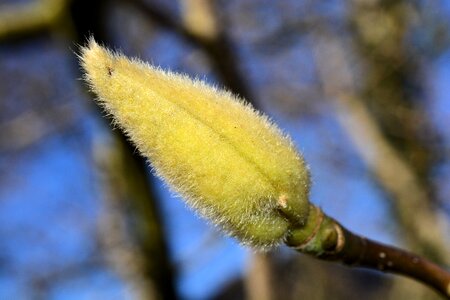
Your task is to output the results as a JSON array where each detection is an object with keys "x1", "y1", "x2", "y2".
[
  {"x1": 286, "y1": 206, "x2": 450, "y2": 298},
  {"x1": 334, "y1": 227, "x2": 450, "y2": 298},
  {"x1": 337, "y1": 232, "x2": 450, "y2": 298}
]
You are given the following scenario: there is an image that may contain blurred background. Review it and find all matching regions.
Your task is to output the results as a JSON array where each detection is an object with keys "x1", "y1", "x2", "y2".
[{"x1": 0, "y1": 0, "x2": 449, "y2": 299}]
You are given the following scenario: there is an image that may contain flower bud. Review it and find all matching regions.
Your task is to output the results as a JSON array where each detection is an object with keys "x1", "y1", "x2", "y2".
[{"x1": 80, "y1": 39, "x2": 310, "y2": 249}]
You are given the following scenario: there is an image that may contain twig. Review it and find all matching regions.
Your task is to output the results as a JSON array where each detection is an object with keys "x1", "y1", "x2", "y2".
[{"x1": 285, "y1": 206, "x2": 450, "y2": 298}]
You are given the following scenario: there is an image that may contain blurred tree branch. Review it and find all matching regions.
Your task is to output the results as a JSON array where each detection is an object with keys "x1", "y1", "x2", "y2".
[
  {"x1": 0, "y1": 0, "x2": 70, "y2": 40},
  {"x1": 245, "y1": 252, "x2": 273, "y2": 300},
  {"x1": 0, "y1": 103, "x2": 77, "y2": 152},
  {"x1": 68, "y1": 1, "x2": 178, "y2": 298},
  {"x1": 311, "y1": 31, "x2": 448, "y2": 300},
  {"x1": 348, "y1": 1, "x2": 445, "y2": 206},
  {"x1": 128, "y1": 0, "x2": 254, "y2": 103},
  {"x1": 181, "y1": 0, "x2": 219, "y2": 41},
  {"x1": 29, "y1": 259, "x2": 103, "y2": 299},
  {"x1": 311, "y1": 32, "x2": 450, "y2": 265},
  {"x1": 95, "y1": 137, "x2": 175, "y2": 300}
]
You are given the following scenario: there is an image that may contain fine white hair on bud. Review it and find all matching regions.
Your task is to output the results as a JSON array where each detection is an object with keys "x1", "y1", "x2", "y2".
[{"x1": 80, "y1": 38, "x2": 311, "y2": 249}]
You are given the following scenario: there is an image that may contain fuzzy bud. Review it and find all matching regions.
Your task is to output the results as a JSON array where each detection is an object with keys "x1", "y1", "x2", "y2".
[{"x1": 80, "y1": 39, "x2": 310, "y2": 249}]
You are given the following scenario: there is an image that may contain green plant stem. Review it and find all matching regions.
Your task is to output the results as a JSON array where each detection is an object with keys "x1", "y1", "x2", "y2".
[{"x1": 285, "y1": 205, "x2": 450, "y2": 298}]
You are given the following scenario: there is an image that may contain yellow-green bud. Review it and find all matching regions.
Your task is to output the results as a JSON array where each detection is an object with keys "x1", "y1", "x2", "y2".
[{"x1": 80, "y1": 39, "x2": 310, "y2": 249}]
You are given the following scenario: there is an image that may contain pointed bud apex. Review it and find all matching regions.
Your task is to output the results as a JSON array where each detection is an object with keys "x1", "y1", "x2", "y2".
[{"x1": 80, "y1": 39, "x2": 310, "y2": 249}]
